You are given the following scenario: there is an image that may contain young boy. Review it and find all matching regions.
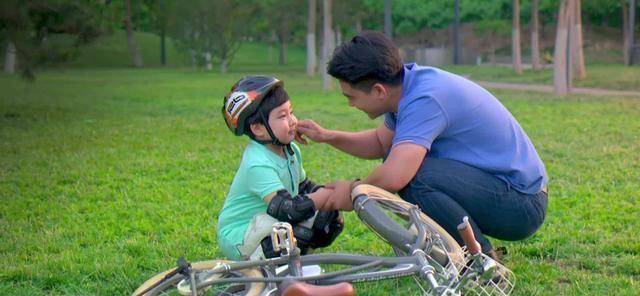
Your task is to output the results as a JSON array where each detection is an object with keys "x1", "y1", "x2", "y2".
[{"x1": 218, "y1": 76, "x2": 343, "y2": 260}]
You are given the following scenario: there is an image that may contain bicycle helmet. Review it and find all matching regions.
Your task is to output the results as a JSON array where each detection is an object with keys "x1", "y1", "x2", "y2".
[{"x1": 222, "y1": 76, "x2": 294, "y2": 155}]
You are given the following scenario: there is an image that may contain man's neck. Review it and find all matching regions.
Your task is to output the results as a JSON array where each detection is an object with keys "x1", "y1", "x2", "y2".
[{"x1": 388, "y1": 84, "x2": 403, "y2": 113}]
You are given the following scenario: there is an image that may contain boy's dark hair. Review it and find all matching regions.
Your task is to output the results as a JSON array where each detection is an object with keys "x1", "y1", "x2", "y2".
[
  {"x1": 327, "y1": 30, "x2": 404, "y2": 92},
  {"x1": 244, "y1": 85, "x2": 290, "y2": 139}
]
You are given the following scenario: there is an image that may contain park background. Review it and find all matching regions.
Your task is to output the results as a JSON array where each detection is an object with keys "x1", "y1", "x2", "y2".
[{"x1": 1, "y1": 0, "x2": 639, "y2": 295}]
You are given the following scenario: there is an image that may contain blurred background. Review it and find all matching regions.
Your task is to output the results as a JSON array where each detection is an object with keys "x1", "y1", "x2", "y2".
[{"x1": 1, "y1": 0, "x2": 638, "y2": 92}]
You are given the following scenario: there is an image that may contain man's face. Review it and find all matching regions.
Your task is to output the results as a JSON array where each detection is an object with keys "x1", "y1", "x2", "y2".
[{"x1": 339, "y1": 80, "x2": 388, "y2": 119}]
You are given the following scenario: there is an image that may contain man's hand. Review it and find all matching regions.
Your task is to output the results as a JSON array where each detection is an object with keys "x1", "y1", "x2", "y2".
[
  {"x1": 323, "y1": 180, "x2": 355, "y2": 211},
  {"x1": 296, "y1": 119, "x2": 332, "y2": 144}
]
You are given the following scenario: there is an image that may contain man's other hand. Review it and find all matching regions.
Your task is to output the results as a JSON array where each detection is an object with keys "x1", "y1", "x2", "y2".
[{"x1": 324, "y1": 180, "x2": 354, "y2": 211}]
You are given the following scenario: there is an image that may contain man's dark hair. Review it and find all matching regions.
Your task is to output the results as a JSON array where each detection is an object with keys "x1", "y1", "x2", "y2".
[
  {"x1": 244, "y1": 85, "x2": 290, "y2": 139},
  {"x1": 327, "y1": 30, "x2": 404, "y2": 92}
]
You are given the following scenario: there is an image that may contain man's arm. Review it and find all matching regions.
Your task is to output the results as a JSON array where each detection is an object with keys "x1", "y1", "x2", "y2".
[
  {"x1": 297, "y1": 120, "x2": 394, "y2": 160},
  {"x1": 362, "y1": 142, "x2": 427, "y2": 193}
]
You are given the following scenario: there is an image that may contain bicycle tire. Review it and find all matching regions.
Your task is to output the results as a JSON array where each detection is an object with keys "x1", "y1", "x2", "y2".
[
  {"x1": 132, "y1": 260, "x2": 266, "y2": 296},
  {"x1": 351, "y1": 184, "x2": 464, "y2": 269}
]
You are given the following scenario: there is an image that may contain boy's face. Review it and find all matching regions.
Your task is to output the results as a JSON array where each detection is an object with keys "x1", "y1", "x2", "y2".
[{"x1": 252, "y1": 100, "x2": 298, "y2": 144}]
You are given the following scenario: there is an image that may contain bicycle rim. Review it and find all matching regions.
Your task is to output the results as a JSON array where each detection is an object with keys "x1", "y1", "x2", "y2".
[{"x1": 132, "y1": 260, "x2": 266, "y2": 296}]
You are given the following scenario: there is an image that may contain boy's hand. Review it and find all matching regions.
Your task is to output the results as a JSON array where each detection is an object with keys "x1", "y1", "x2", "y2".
[
  {"x1": 309, "y1": 187, "x2": 333, "y2": 210},
  {"x1": 324, "y1": 180, "x2": 354, "y2": 211},
  {"x1": 297, "y1": 119, "x2": 331, "y2": 144}
]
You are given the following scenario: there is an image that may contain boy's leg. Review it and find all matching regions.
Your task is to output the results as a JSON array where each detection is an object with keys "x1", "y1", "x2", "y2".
[
  {"x1": 398, "y1": 158, "x2": 547, "y2": 254},
  {"x1": 237, "y1": 213, "x2": 280, "y2": 260}
]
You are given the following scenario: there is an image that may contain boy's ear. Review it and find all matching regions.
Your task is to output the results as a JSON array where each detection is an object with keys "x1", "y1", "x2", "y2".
[{"x1": 249, "y1": 123, "x2": 267, "y2": 138}]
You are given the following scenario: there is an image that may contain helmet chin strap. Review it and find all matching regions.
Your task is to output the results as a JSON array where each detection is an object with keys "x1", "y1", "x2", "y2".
[{"x1": 257, "y1": 109, "x2": 294, "y2": 156}]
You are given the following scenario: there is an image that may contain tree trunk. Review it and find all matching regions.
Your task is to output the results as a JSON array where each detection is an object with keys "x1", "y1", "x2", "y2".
[
  {"x1": 571, "y1": 0, "x2": 586, "y2": 79},
  {"x1": 220, "y1": 58, "x2": 228, "y2": 73},
  {"x1": 335, "y1": 25, "x2": 342, "y2": 46},
  {"x1": 512, "y1": 0, "x2": 523, "y2": 74},
  {"x1": 189, "y1": 49, "x2": 196, "y2": 68},
  {"x1": 4, "y1": 40, "x2": 16, "y2": 74},
  {"x1": 630, "y1": 0, "x2": 637, "y2": 65},
  {"x1": 531, "y1": 0, "x2": 541, "y2": 70},
  {"x1": 125, "y1": 0, "x2": 143, "y2": 67},
  {"x1": 268, "y1": 30, "x2": 276, "y2": 63},
  {"x1": 384, "y1": 0, "x2": 392, "y2": 38},
  {"x1": 623, "y1": 0, "x2": 630, "y2": 65},
  {"x1": 160, "y1": 26, "x2": 166, "y2": 66},
  {"x1": 306, "y1": 0, "x2": 317, "y2": 76},
  {"x1": 322, "y1": 0, "x2": 335, "y2": 91},
  {"x1": 553, "y1": 0, "x2": 574, "y2": 95},
  {"x1": 205, "y1": 52, "x2": 212, "y2": 71},
  {"x1": 453, "y1": 0, "x2": 460, "y2": 65},
  {"x1": 355, "y1": 18, "x2": 362, "y2": 32},
  {"x1": 278, "y1": 31, "x2": 287, "y2": 65}
]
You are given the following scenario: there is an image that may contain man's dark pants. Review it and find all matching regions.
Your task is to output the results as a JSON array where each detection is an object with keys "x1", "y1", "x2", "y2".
[{"x1": 398, "y1": 158, "x2": 548, "y2": 253}]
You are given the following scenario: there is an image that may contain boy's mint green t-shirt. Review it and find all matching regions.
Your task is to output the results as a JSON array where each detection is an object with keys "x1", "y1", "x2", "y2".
[{"x1": 217, "y1": 140, "x2": 306, "y2": 259}]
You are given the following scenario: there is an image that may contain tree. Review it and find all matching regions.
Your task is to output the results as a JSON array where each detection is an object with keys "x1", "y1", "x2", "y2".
[
  {"x1": 623, "y1": 0, "x2": 630, "y2": 64},
  {"x1": 142, "y1": 0, "x2": 169, "y2": 66},
  {"x1": 571, "y1": 0, "x2": 585, "y2": 79},
  {"x1": 531, "y1": 0, "x2": 541, "y2": 70},
  {"x1": 453, "y1": 0, "x2": 460, "y2": 65},
  {"x1": 629, "y1": 0, "x2": 637, "y2": 65},
  {"x1": 322, "y1": 0, "x2": 335, "y2": 91},
  {"x1": 0, "y1": 0, "x2": 105, "y2": 79},
  {"x1": 258, "y1": 0, "x2": 305, "y2": 65},
  {"x1": 3, "y1": 40, "x2": 16, "y2": 74},
  {"x1": 125, "y1": 0, "x2": 143, "y2": 67},
  {"x1": 307, "y1": 0, "x2": 317, "y2": 76},
  {"x1": 475, "y1": 20, "x2": 510, "y2": 64},
  {"x1": 554, "y1": 0, "x2": 575, "y2": 95},
  {"x1": 169, "y1": 0, "x2": 255, "y2": 73},
  {"x1": 512, "y1": 0, "x2": 523, "y2": 74},
  {"x1": 384, "y1": 0, "x2": 392, "y2": 38}
]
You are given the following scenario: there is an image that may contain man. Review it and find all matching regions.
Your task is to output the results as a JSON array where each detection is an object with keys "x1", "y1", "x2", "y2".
[{"x1": 297, "y1": 31, "x2": 548, "y2": 260}]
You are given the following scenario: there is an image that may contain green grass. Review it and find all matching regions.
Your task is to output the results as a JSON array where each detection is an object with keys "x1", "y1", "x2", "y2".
[
  {"x1": 442, "y1": 64, "x2": 640, "y2": 92},
  {"x1": 1, "y1": 68, "x2": 639, "y2": 295}
]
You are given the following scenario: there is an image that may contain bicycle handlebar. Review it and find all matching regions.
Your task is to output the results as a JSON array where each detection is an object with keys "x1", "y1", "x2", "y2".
[{"x1": 456, "y1": 216, "x2": 481, "y2": 255}]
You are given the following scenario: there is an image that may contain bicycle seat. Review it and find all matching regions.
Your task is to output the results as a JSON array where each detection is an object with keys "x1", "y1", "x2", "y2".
[{"x1": 279, "y1": 280, "x2": 355, "y2": 296}]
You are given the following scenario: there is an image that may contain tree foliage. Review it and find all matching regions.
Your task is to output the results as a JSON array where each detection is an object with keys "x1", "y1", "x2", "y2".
[
  {"x1": 0, "y1": 0, "x2": 108, "y2": 79},
  {"x1": 167, "y1": 0, "x2": 256, "y2": 72}
]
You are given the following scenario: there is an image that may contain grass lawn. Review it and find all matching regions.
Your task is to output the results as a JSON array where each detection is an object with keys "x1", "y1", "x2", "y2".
[
  {"x1": 1, "y1": 67, "x2": 639, "y2": 295},
  {"x1": 442, "y1": 64, "x2": 640, "y2": 92}
]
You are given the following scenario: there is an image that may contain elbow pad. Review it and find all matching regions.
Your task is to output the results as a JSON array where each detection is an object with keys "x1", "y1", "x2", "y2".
[
  {"x1": 298, "y1": 178, "x2": 324, "y2": 195},
  {"x1": 267, "y1": 189, "x2": 316, "y2": 224}
]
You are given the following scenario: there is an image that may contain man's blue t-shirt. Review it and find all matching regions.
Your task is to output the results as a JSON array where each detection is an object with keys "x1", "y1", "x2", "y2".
[{"x1": 384, "y1": 63, "x2": 548, "y2": 194}]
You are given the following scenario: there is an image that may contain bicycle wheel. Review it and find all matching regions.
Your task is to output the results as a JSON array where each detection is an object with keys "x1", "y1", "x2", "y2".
[
  {"x1": 132, "y1": 260, "x2": 266, "y2": 296},
  {"x1": 352, "y1": 184, "x2": 464, "y2": 269}
]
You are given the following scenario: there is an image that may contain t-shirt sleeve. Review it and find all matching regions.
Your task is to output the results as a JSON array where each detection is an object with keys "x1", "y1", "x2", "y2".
[
  {"x1": 392, "y1": 96, "x2": 447, "y2": 150},
  {"x1": 246, "y1": 165, "x2": 285, "y2": 200}
]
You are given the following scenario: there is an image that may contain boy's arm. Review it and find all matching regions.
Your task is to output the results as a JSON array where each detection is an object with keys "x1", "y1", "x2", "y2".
[
  {"x1": 263, "y1": 188, "x2": 331, "y2": 210},
  {"x1": 297, "y1": 120, "x2": 394, "y2": 160}
]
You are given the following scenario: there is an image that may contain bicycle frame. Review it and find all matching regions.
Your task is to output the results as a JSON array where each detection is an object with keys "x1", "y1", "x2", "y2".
[{"x1": 136, "y1": 187, "x2": 514, "y2": 296}]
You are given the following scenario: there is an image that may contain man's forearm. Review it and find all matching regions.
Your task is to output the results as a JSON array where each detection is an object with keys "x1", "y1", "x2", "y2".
[
  {"x1": 362, "y1": 164, "x2": 402, "y2": 193},
  {"x1": 324, "y1": 129, "x2": 384, "y2": 159}
]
